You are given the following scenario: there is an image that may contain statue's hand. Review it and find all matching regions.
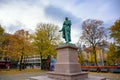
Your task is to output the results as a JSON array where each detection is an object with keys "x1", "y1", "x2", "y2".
[{"x1": 59, "y1": 30, "x2": 62, "y2": 32}]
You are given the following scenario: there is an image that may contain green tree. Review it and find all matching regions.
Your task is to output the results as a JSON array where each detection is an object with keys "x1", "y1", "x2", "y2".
[
  {"x1": 37, "y1": 23, "x2": 61, "y2": 45},
  {"x1": 109, "y1": 19, "x2": 120, "y2": 44},
  {"x1": 114, "y1": 46, "x2": 120, "y2": 64},
  {"x1": 106, "y1": 43, "x2": 116, "y2": 65},
  {"x1": 80, "y1": 19, "x2": 107, "y2": 66},
  {"x1": 33, "y1": 23, "x2": 60, "y2": 69},
  {"x1": 109, "y1": 19, "x2": 120, "y2": 64}
]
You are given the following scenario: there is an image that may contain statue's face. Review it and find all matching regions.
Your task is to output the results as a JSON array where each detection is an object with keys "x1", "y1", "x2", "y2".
[{"x1": 65, "y1": 17, "x2": 68, "y2": 20}]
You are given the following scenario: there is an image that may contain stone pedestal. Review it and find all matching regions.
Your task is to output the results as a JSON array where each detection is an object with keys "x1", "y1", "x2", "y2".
[
  {"x1": 29, "y1": 44, "x2": 106, "y2": 80},
  {"x1": 47, "y1": 44, "x2": 88, "y2": 80}
]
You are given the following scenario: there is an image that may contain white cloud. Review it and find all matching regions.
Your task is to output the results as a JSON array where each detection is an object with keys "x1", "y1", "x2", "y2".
[
  {"x1": 0, "y1": 1, "x2": 47, "y2": 32},
  {"x1": 0, "y1": 0, "x2": 119, "y2": 43}
]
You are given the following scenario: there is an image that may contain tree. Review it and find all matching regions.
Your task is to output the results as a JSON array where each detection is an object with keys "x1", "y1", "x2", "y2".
[
  {"x1": 1, "y1": 30, "x2": 33, "y2": 70},
  {"x1": 0, "y1": 25, "x2": 4, "y2": 37},
  {"x1": 77, "y1": 38, "x2": 86, "y2": 65},
  {"x1": 109, "y1": 19, "x2": 120, "y2": 64},
  {"x1": 106, "y1": 43, "x2": 116, "y2": 65},
  {"x1": 114, "y1": 46, "x2": 120, "y2": 64},
  {"x1": 0, "y1": 25, "x2": 4, "y2": 58},
  {"x1": 88, "y1": 53, "x2": 95, "y2": 65},
  {"x1": 1, "y1": 33, "x2": 11, "y2": 62},
  {"x1": 14, "y1": 29, "x2": 33, "y2": 70},
  {"x1": 37, "y1": 23, "x2": 61, "y2": 45},
  {"x1": 109, "y1": 19, "x2": 120, "y2": 44},
  {"x1": 78, "y1": 53, "x2": 84, "y2": 65},
  {"x1": 80, "y1": 19, "x2": 107, "y2": 66},
  {"x1": 97, "y1": 40, "x2": 109, "y2": 66},
  {"x1": 33, "y1": 23, "x2": 59, "y2": 69}
]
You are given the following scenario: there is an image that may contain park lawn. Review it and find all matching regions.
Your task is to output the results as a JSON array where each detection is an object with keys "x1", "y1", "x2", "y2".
[{"x1": 0, "y1": 68, "x2": 45, "y2": 75}]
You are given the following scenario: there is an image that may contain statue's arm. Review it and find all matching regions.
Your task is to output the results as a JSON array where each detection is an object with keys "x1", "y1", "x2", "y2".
[
  {"x1": 59, "y1": 27, "x2": 63, "y2": 32},
  {"x1": 59, "y1": 30, "x2": 62, "y2": 32},
  {"x1": 59, "y1": 22, "x2": 65, "y2": 32}
]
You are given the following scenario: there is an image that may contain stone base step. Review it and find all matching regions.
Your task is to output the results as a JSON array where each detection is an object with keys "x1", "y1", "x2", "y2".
[{"x1": 29, "y1": 75, "x2": 106, "y2": 80}]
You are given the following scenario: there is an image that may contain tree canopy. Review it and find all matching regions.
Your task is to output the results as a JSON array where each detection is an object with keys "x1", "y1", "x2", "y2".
[
  {"x1": 80, "y1": 19, "x2": 107, "y2": 66},
  {"x1": 109, "y1": 19, "x2": 120, "y2": 45},
  {"x1": 33, "y1": 29, "x2": 56, "y2": 58},
  {"x1": 36, "y1": 23, "x2": 61, "y2": 45},
  {"x1": 0, "y1": 25, "x2": 4, "y2": 59},
  {"x1": 106, "y1": 43, "x2": 116, "y2": 65},
  {"x1": 109, "y1": 19, "x2": 120, "y2": 64},
  {"x1": 33, "y1": 23, "x2": 59, "y2": 69},
  {"x1": 1, "y1": 29, "x2": 33, "y2": 60}
]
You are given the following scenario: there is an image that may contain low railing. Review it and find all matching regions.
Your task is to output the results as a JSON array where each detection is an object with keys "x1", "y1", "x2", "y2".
[{"x1": 81, "y1": 66, "x2": 120, "y2": 73}]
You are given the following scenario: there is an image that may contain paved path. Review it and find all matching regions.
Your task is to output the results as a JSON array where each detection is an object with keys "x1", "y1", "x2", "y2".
[
  {"x1": 0, "y1": 72, "x2": 120, "y2": 80},
  {"x1": 0, "y1": 72, "x2": 45, "y2": 80}
]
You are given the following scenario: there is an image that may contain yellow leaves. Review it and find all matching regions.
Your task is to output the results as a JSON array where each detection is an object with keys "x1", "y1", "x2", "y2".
[
  {"x1": 36, "y1": 23, "x2": 61, "y2": 45},
  {"x1": 109, "y1": 43, "x2": 115, "y2": 54},
  {"x1": 34, "y1": 30, "x2": 55, "y2": 58},
  {"x1": 0, "y1": 25, "x2": 4, "y2": 35},
  {"x1": 1, "y1": 29, "x2": 34, "y2": 60},
  {"x1": 110, "y1": 19, "x2": 120, "y2": 31},
  {"x1": 0, "y1": 25, "x2": 4, "y2": 54},
  {"x1": 87, "y1": 49, "x2": 100, "y2": 63},
  {"x1": 109, "y1": 19, "x2": 120, "y2": 44},
  {"x1": 88, "y1": 53, "x2": 95, "y2": 63},
  {"x1": 78, "y1": 53, "x2": 84, "y2": 65},
  {"x1": 106, "y1": 43, "x2": 116, "y2": 65},
  {"x1": 43, "y1": 46, "x2": 56, "y2": 58},
  {"x1": 34, "y1": 24, "x2": 58, "y2": 58}
]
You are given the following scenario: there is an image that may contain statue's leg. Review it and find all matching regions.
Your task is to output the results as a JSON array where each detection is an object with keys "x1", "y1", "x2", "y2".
[
  {"x1": 65, "y1": 31, "x2": 69, "y2": 43},
  {"x1": 69, "y1": 31, "x2": 71, "y2": 41}
]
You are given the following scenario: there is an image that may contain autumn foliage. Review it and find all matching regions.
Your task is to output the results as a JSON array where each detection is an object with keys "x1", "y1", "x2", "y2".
[{"x1": 80, "y1": 19, "x2": 107, "y2": 66}]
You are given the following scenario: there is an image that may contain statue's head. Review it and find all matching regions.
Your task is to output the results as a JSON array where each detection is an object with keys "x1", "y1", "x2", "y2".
[{"x1": 65, "y1": 17, "x2": 68, "y2": 21}]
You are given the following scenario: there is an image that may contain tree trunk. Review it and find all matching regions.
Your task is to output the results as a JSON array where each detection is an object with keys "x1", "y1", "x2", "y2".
[
  {"x1": 19, "y1": 48, "x2": 24, "y2": 71},
  {"x1": 40, "y1": 52, "x2": 42, "y2": 70},
  {"x1": 93, "y1": 46, "x2": 98, "y2": 66},
  {"x1": 19, "y1": 52, "x2": 23, "y2": 71}
]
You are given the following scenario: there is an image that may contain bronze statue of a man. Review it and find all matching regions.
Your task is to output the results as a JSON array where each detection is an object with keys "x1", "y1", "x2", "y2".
[{"x1": 59, "y1": 17, "x2": 71, "y2": 43}]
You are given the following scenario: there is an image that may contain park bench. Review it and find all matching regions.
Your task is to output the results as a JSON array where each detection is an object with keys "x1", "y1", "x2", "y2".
[
  {"x1": 81, "y1": 68, "x2": 88, "y2": 71},
  {"x1": 110, "y1": 67, "x2": 120, "y2": 73},
  {"x1": 100, "y1": 67, "x2": 109, "y2": 72},
  {"x1": 89, "y1": 68, "x2": 98, "y2": 72}
]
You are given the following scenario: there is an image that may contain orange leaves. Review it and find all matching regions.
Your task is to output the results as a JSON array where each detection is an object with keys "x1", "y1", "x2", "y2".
[{"x1": 1, "y1": 29, "x2": 33, "y2": 60}]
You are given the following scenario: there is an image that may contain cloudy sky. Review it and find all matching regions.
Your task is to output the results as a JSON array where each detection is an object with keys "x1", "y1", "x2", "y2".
[{"x1": 0, "y1": 0, "x2": 119, "y2": 43}]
